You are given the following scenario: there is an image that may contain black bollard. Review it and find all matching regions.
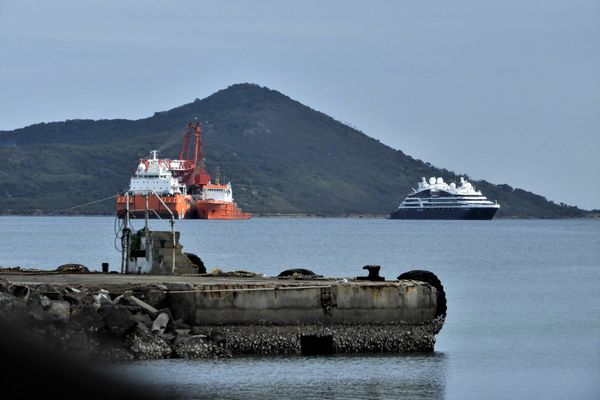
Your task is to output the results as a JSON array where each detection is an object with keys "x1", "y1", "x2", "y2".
[{"x1": 356, "y1": 265, "x2": 385, "y2": 281}]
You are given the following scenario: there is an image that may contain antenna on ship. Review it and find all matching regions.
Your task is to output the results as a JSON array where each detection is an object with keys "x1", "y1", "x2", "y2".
[{"x1": 215, "y1": 165, "x2": 221, "y2": 185}]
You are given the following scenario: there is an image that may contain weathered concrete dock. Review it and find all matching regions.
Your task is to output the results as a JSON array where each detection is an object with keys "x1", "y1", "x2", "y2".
[{"x1": 0, "y1": 269, "x2": 446, "y2": 360}]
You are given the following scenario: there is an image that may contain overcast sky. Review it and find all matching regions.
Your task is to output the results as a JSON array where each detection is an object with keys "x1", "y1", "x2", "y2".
[{"x1": 1, "y1": 0, "x2": 598, "y2": 209}]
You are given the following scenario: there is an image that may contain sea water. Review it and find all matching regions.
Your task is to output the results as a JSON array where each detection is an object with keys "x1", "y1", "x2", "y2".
[{"x1": 0, "y1": 216, "x2": 598, "y2": 399}]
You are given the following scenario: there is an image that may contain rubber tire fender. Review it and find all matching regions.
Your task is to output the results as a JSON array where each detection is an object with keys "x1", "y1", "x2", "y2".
[{"x1": 397, "y1": 270, "x2": 446, "y2": 317}]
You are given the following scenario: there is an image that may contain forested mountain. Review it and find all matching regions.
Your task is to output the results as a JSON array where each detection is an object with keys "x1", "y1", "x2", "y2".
[{"x1": 0, "y1": 83, "x2": 588, "y2": 217}]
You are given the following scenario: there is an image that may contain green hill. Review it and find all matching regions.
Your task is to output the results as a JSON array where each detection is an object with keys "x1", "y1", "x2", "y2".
[{"x1": 0, "y1": 83, "x2": 588, "y2": 218}]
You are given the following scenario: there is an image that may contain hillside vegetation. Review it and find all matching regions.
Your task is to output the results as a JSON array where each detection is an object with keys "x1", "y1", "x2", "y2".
[{"x1": 0, "y1": 83, "x2": 588, "y2": 218}]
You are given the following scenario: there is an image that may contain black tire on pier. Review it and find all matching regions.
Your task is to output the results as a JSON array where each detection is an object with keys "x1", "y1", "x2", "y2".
[
  {"x1": 184, "y1": 252, "x2": 206, "y2": 273},
  {"x1": 278, "y1": 268, "x2": 317, "y2": 277},
  {"x1": 397, "y1": 270, "x2": 447, "y2": 317}
]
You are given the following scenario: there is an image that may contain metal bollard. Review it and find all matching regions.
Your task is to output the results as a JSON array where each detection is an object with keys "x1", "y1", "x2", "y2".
[{"x1": 356, "y1": 265, "x2": 385, "y2": 281}]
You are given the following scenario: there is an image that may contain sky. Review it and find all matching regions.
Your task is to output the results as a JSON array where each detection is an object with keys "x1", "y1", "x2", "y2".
[{"x1": 0, "y1": 0, "x2": 598, "y2": 209}]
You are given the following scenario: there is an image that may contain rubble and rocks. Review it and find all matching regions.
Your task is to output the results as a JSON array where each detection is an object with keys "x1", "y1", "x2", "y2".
[
  {"x1": 68, "y1": 304, "x2": 106, "y2": 332},
  {"x1": 0, "y1": 280, "x2": 235, "y2": 361},
  {"x1": 127, "y1": 326, "x2": 173, "y2": 359},
  {"x1": 98, "y1": 304, "x2": 137, "y2": 336},
  {"x1": 174, "y1": 335, "x2": 232, "y2": 359},
  {"x1": 0, "y1": 291, "x2": 29, "y2": 323},
  {"x1": 151, "y1": 312, "x2": 170, "y2": 335},
  {"x1": 47, "y1": 300, "x2": 71, "y2": 321}
]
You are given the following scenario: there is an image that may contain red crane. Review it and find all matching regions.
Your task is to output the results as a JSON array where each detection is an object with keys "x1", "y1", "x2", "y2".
[{"x1": 176, "y1": 121, "x2": 211, "y2": 191}]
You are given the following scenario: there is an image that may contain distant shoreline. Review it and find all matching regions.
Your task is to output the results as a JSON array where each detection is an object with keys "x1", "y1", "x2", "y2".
[{"x1": 0, "y1": 213, "x2": 598, "y2": 219}]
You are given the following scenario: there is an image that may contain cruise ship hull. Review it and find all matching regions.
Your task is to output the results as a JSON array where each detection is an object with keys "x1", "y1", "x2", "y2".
[{"x1": 390, "y1": 207, "x2": 499, "y2": 220}]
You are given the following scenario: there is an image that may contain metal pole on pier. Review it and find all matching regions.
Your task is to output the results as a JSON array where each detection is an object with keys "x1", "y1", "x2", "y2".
[
  {"x1": 171, "y1": 216, "x2": 176, "y2": 274},
  {"x1": 144, "y1": 193, "x2": 150, "y2": 264},
  {"x1": 120, "y1": 192, "x2": 131, "y2": 274}
]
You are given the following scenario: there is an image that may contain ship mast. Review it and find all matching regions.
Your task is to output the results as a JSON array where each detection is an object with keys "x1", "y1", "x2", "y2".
[
  {"x1": 191, "y1": 120, "x2": 209, "y2": 184},
  {"x1": 193, "y1": 120, "x2": 202, "y2": 170}
]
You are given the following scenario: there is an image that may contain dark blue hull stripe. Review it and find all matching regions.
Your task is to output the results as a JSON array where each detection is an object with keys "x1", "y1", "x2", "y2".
[{"x1": 390, "y1": 207, "x2": 499, "y2": 220}]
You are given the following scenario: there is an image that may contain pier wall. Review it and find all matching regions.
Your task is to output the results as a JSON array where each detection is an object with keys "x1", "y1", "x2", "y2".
[{"x1": 164, "y1": 282, "x2": 436, "y2": 325}]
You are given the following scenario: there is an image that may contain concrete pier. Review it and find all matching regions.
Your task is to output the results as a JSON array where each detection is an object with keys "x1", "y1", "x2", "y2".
[{"x1": 0, "y1": 271, "x2": 446, "y2": 359}]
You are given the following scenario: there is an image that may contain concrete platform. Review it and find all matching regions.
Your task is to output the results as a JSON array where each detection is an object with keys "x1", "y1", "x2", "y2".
[
  {"x1": 1, "y1": 272, "x2": 437, "y2": 324},
  {"x1": 0, "y1": 271, "x2": 446, "y2": 356}
]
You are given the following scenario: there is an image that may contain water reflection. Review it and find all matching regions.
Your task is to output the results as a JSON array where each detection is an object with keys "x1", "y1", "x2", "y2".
[{"x1": 114, "y1": 352, "x2": 447, "y2": 400}]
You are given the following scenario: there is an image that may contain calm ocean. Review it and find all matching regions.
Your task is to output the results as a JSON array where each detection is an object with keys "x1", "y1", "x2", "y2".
[{"x1": 1, "y1": 216, "x2": 598, "y2": 399}]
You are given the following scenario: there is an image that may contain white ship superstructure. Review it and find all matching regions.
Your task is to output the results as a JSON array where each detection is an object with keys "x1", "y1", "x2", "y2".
[
  {"x1": 128, "y1": 150, "x2": 187, "y2": 195},
  {"x1": 201, "y1": 183, "x2": 234, "y2": 202}
]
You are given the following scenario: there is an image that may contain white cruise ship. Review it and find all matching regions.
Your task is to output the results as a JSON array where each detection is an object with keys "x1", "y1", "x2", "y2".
[{"x1": 391, "y1": 177, "x2": 500, "y2": 220}]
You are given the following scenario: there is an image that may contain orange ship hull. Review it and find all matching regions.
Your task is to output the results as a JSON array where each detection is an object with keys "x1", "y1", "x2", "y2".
[
  {"x1": 116, "y1": 194, "x2": 193, "y2": 219},
  {"x1": 194, "y1": 200, "x2": 252, "y2": 220}
]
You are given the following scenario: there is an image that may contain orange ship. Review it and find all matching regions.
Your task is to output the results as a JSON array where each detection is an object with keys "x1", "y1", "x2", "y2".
[
  {"x1": 116, "y1": 121, "x2": 251, "y2": 220},
  {"x1": 195, "y1": 182, "x2": 251, "y2": 219}
]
